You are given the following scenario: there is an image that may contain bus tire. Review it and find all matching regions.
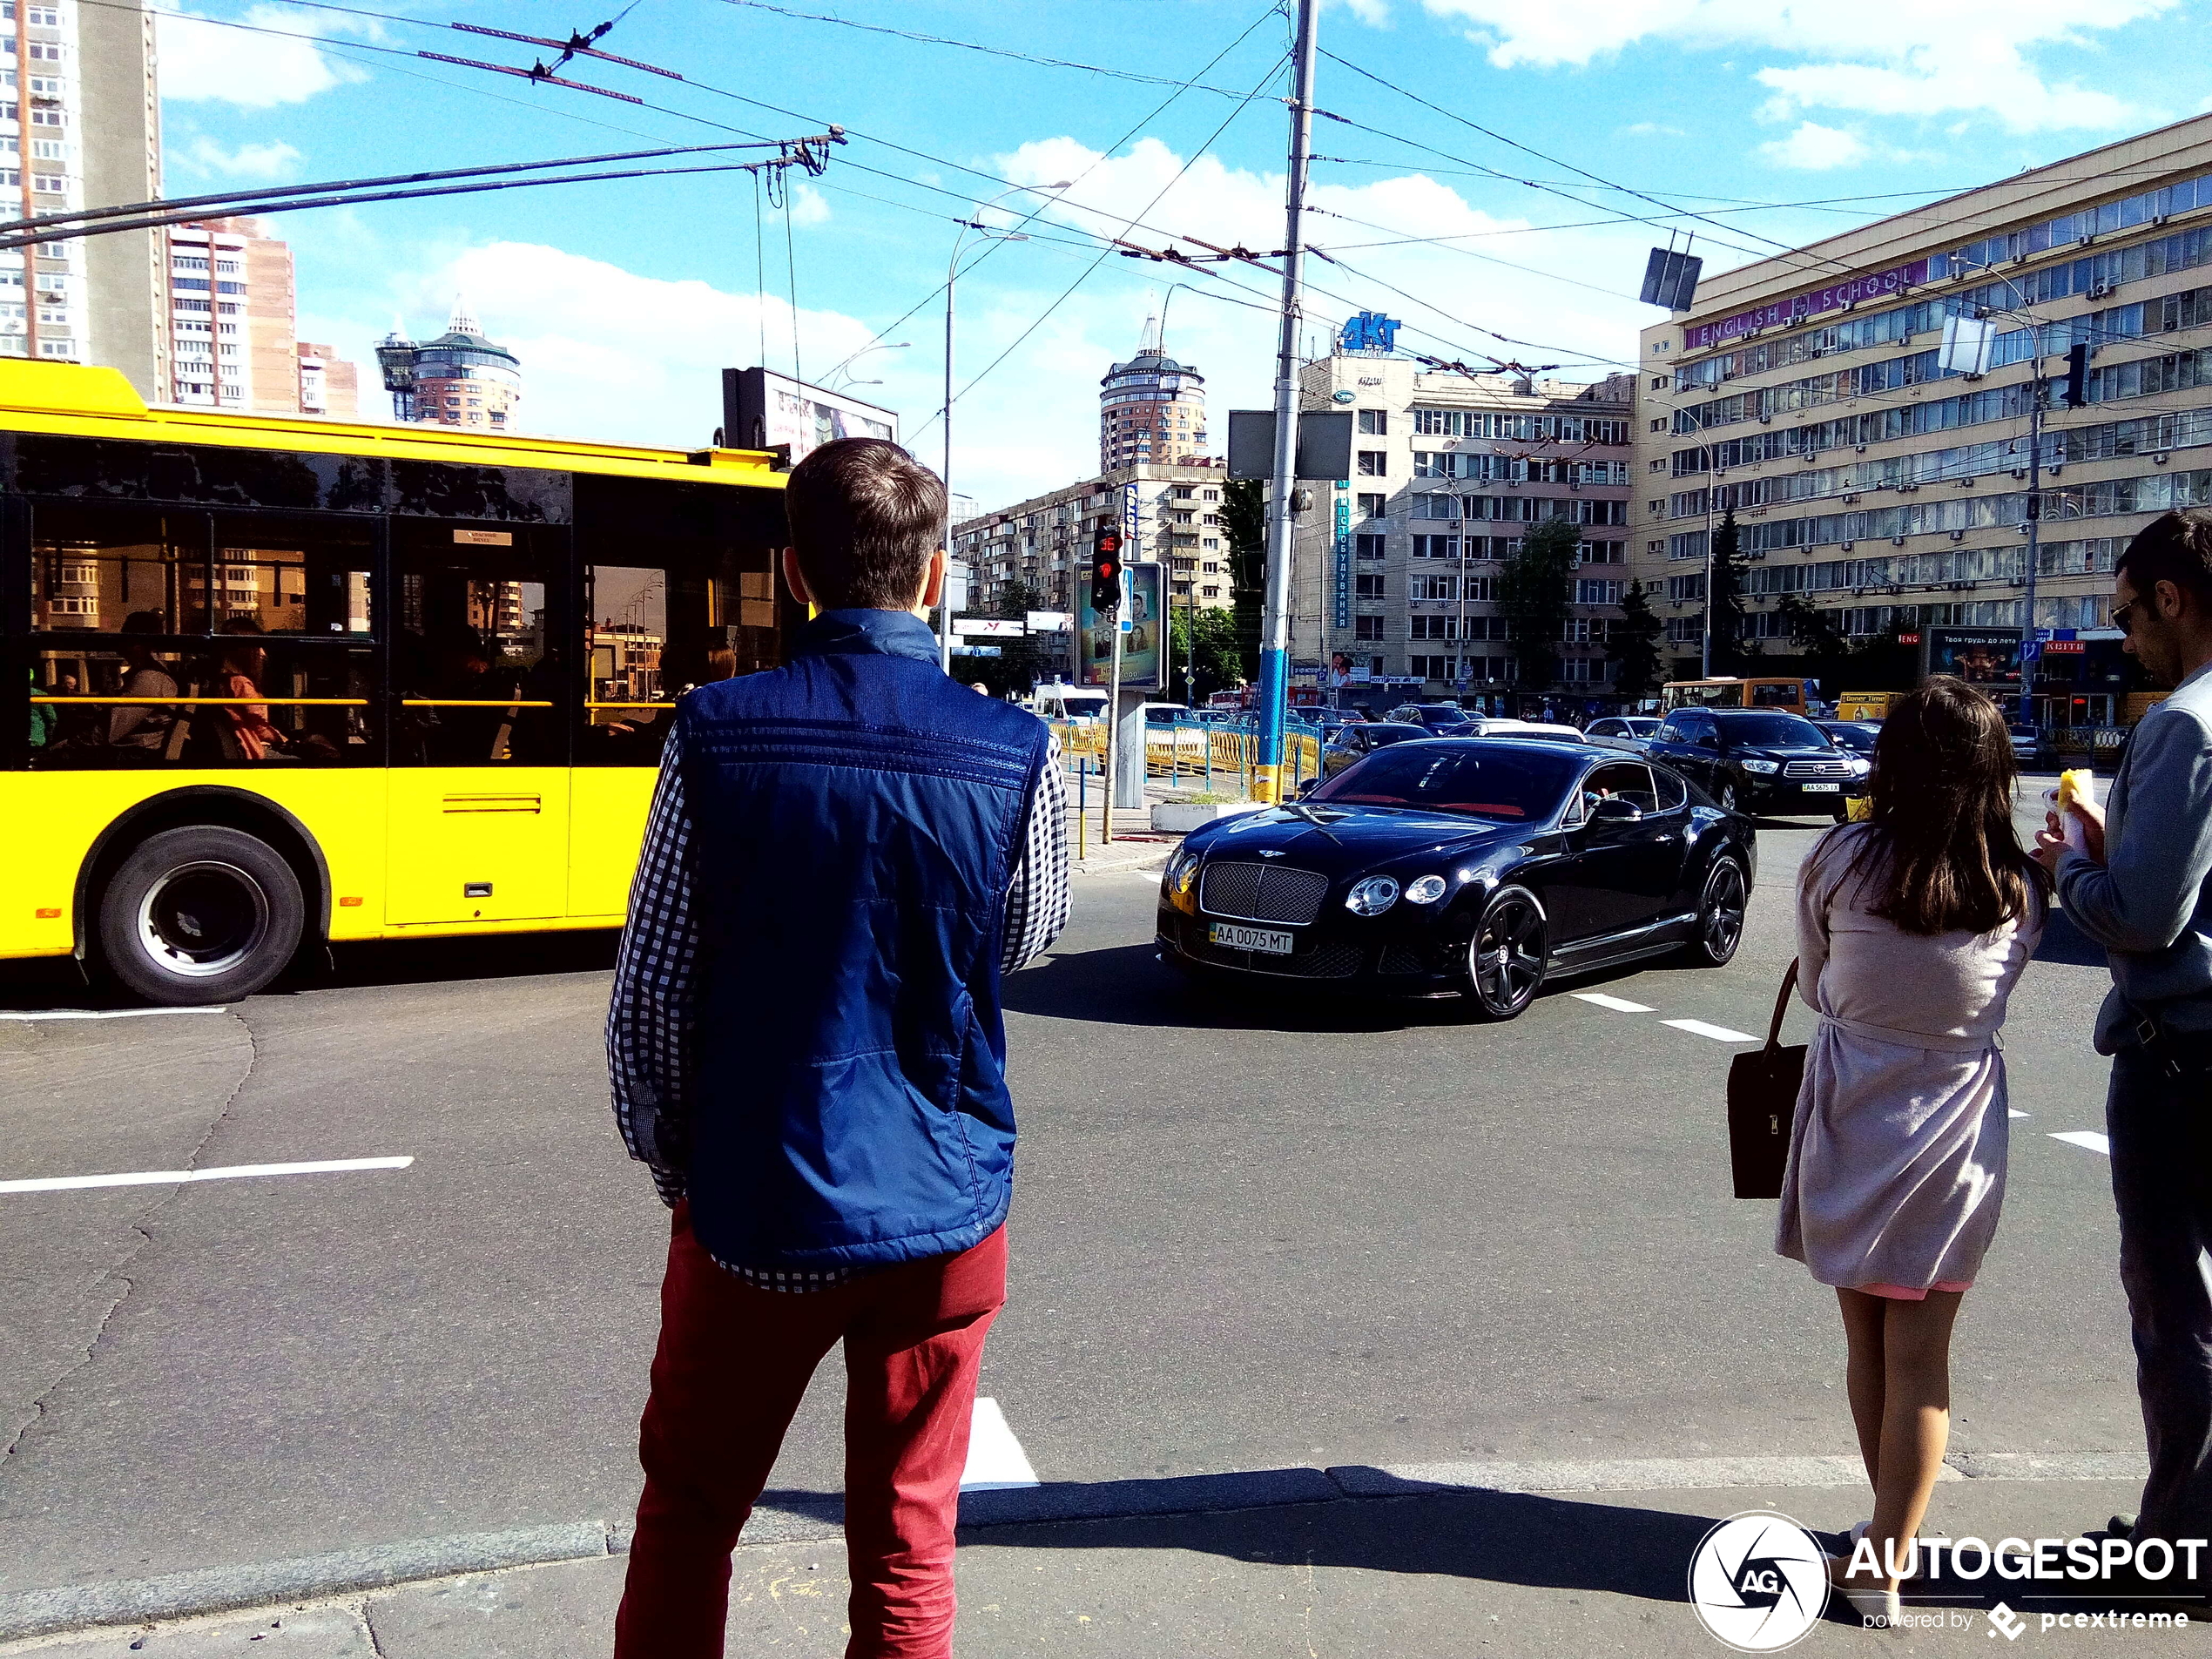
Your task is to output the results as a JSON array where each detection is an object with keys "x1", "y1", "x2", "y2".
[{"x1": 96, "y1": 826, "x2": 306, "y2": 1006}]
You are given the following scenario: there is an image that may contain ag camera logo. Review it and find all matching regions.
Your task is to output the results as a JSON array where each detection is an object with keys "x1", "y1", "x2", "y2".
[{"x1": 1688, "y1": 1510, "x2": 1831, "y2": 1651}]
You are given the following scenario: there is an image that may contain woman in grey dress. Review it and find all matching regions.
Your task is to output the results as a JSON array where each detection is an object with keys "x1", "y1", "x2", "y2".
[{"x1": 1776, "y1": 678, "x2": 2048, "y2": 1622}]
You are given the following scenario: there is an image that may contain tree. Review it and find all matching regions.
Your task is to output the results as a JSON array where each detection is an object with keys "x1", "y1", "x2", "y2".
[
  {"x1": 1497, "y1": 517, "x2": 1578, "y2": 691},
  {"x1": 1222, "y1": 476, "x2": 1265, "y2": 683},
  {"x1": 947, "y1": 577, "x2": 1052, "y2": 698},
  {"x1": 1707, "y1": 508, "x2": 1748, "y2": 673},
  {"x1": 1170, "y1": 604, "x2": 1243, "y2": 703},
  {"x1": 1609, "y1": 578, "x2": 1664, "y2": 698}
]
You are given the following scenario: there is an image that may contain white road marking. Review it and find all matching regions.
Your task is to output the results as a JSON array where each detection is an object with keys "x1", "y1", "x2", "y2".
[
  {"x1": 961, "y1": 1396, "x2": 1040, "y2": 1492},
  {"x1": 2049, "y1": 1131, "x2": 2112, "y2": 1157},
  {"x1": 1572, "y1": 992, "x2": 1656, "y2": 1014},
  {"x1": 2010, "y1": 1109, "x2": 2030, "y2": 1118},
  {"x1": 0, "y1": 1006, "x2": 227, "y2": 1022},
  {"x1": 0, "y1": 1157, "x2": 414, "y2": 1195},
  {"x1": 1662, "y1": 1018, "x2": 1758, "y2": 1044}
]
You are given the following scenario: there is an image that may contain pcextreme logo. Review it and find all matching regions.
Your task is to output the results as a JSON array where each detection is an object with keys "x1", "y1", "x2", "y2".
[{"x1": 1687, "y1": 1510, "x2": 1830, "y2": 1651}]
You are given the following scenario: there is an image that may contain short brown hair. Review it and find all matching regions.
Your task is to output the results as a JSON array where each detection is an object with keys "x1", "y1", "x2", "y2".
[
  {"x1": 782, "y1": 437, "x2": 946, "y2": 610},
  {"x1": 2116, "y1": 509, "x2": 2212, "y2": 608}
]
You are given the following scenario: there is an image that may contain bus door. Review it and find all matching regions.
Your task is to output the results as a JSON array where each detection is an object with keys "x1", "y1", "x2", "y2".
[{"x1": 384, "y1": 521, "x2": 570, "y2": 925}]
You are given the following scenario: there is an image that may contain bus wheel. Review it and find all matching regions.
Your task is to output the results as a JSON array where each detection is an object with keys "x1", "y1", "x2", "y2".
[{"x1": 97, "y1": 826, "x2": 305, "y2": 1006}]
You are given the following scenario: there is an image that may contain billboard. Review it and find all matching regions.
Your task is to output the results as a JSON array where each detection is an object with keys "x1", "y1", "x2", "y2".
[
  {"x1": 1076, "y1": 560, "x2": 1163, "y2": 691},
  {"x1": 1926, "y1": 627, "x2": 2022, "y2": 687},
  {"x1": 721, "y1": 367, "x2": 899, "y2": 465}
]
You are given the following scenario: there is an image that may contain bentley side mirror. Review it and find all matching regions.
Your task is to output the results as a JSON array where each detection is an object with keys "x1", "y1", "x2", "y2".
[{"x1": 1589, "y1": 796, "x2": 1644, "y2": 823}]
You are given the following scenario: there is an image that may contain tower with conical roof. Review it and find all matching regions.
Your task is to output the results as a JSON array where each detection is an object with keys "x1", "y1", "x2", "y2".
[
  {"x1": 375, "y1": 295, "x2": 523, "y2": 428},
  {"x1": 1099, "y1": 301, "x2": 1206, "y2": 470}
]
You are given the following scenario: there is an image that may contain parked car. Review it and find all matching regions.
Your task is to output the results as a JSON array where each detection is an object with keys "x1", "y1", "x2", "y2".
[
  {"x1": 1646, "y1": 707, "x2": 1869, "y2": 819},
  {"x1": 1384, "y1": 702, "x2": 1480, "y2": 736},
  {"x1": 1318, "y1": 720, "x2": 1430, "y2": 779},
  {"x1": 1157, "y1": 738, "x2": 1757, "y2": 1019},
  {"x1": 1812, "y1": 719, "x2": 1881, "y2": 756},
  {"x1": 1583, "y1": 716, "x2": 1662, "y2": 752}
]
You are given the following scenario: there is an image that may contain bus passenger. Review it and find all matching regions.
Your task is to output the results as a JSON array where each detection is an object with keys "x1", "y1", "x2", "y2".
[
  {"x1": 107, "y1": 611, "x2": 179, "y2": 758},
  {"x1": 215, "y1": 618, "x2": 287, "y2": 760}
]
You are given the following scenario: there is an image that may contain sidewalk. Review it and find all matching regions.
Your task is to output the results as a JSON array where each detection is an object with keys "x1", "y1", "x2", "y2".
[
  {"x1": 1064, "y1": 773, "x2": 1250, "y2": 876},
  {"x1": 1, "y1": 1457, "x2": 2184, "y2": 1656}
]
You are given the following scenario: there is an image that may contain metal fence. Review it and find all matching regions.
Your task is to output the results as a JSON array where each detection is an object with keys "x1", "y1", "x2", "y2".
[{"x1": 1049, "y1": 718, "x2": 1321, "y2": 798}]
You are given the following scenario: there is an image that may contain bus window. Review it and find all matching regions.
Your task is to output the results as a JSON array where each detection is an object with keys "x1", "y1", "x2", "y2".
[
  {"x1": 391, "y1": 522, "x2": 563, "y2": 766},
  {"x1": 30, "y1": 502, "x2": 207, "y2": 635},
  {"x1": 1750, "y1": 681, "x2": 1797, "y2": 708},
  {"x1": 208, "y1": 513, "x2": 374, "y2": 637}
]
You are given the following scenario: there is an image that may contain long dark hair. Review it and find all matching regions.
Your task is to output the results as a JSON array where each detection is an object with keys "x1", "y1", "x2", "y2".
[{"x1": 1842, "y1": 677, "x2": 2049, "y2": 937}]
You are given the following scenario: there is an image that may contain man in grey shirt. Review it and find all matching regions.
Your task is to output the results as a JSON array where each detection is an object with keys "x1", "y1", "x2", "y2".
[{"x1": 2039, "y1": 508, "x2": 2212, "y2": 1585}]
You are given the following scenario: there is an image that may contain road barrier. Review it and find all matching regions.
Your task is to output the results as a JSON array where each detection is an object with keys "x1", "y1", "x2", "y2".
[{"x1": 1049, "y1": 719, "x2": 1320, "y2": 799}]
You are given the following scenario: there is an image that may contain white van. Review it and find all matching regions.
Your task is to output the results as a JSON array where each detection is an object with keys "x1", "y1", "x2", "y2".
[{"x1": 1031, "y1": 685, "x2": 1109, "y2": 724}]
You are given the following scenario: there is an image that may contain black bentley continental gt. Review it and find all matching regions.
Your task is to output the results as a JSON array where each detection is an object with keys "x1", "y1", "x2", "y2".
[{"x1": 1157, "y1": 738, "x2": 1757, "y2": 1019}]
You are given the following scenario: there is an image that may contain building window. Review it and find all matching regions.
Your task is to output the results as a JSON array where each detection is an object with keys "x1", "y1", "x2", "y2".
[
  {"x1": 1355, "y1": 572, "x2": 1386, "y2": 598},
  {"x1": 1172, "y1": 485, "x2": 1195, "y2": 499},
  {"x1": 1202, "y1": 488, "x2": 1219, "y2": 501},
  {"x1": 1357, "y1": 408, "x2": 1386, "y2": 435},
  {"x1": 1202, "y1": 584, "x2": 1220, "y2": 598},
  {"x1": 1357, "y1": 450, "x2": 1388, "y2": 476},
  {"x1": 1649, "y1": 418, "x2": 1667, "y2": 434},
  {"x1": 1354, "y1": 615, "x2": 1385, "y2": 641},
  {"x1": 1355, "y1": 533, "x2": 1386, "y2": 560},
  {"x1": 1357, "y1": 492, "x2": 1386, "y2": 520}
]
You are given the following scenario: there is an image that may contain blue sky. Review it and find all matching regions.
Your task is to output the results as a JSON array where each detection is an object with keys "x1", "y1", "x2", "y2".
[{"x1": 153, "y1": 0, "x2": 2211, "y2": 509}]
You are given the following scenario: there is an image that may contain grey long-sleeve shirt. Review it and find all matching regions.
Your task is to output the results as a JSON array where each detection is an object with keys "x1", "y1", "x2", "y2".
[{"x1": 2057, "y1": 658, "x2": 2212, "y2": 1053}]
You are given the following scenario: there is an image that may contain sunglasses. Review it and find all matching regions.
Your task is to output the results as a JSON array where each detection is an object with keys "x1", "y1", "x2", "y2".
[{"x1": 2112, "y1": 595, "x2": 2145, "y2": 635}]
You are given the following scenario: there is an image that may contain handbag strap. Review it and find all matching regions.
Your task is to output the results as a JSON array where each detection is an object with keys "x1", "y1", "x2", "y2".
[{"x1": 1766, "y1": 959, "x2": 1799, "y2": 1051}]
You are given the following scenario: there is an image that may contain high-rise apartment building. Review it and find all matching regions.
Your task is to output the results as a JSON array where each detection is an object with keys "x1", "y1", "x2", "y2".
[
  {"x1": 376, "y1": 300, "x2": 523, "y2": 429},
  {"x1": 10, "y1": 0, "x2": 165, "y2": 389},
  {"x1": 1633, "y1": 113, "x2": 2212, "y2": 728},
  {"x1": 1291, "y1": 349, "x2": 1634, "y2": 699},
  {"x1": 1099, "y1": 311, "x2": 1207, "y2": 470},
  {"x1": 160, "y1": 217, "x2": 359, "y2": 415},
  {"x1": 952, "y1": 458, "x2": 1236, "y2": 624}
]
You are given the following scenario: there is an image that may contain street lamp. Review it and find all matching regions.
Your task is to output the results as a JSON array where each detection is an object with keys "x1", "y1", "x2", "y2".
[
  {"x1": 940, "y1": 180, "x2": 1073, "y2": 673},
  {"x1": 823, "y1": 340, "x2": 909, "y2": 392}
]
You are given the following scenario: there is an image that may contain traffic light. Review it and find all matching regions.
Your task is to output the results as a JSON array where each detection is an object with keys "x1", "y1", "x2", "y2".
[
  {"x1": 2063, "y1": 342, "x2": 2090, "y2": 408},
  {"x1": 1089, "y1": 526, "x2": 1123, "y2": 613}
]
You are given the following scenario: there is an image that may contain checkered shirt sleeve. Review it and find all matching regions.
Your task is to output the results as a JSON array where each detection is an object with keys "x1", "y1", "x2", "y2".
[{"x1": 605, "y1": 724, "x2": 1070, "y2": 1271}]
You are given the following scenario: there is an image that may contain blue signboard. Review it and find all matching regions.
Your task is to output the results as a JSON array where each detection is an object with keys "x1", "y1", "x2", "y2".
[
  {"x1": 1337, "y1": 311, "x2": 1401, "y2": 354},
  {"x1": 1332, "y1": 487, "x2": 1352, "y2": 630}
]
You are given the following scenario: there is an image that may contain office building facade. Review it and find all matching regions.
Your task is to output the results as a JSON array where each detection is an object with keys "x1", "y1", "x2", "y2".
[
  {"x1": 1291, "y1": 354, "x2": 1634, "y2": 698},
  {"x1": 161, "y1": 218, "x2": 360, "y2": 415},
  {"x1": 1633, "y1": 113, "x2": 2212, "y2": 726}
]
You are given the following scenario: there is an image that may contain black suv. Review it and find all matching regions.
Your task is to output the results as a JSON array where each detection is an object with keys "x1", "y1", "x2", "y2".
[{"x1": 1647, "y1": 707, "x2": 1868, "y2": 819}]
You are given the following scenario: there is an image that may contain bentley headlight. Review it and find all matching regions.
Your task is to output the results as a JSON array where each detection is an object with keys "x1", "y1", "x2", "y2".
[
  {"x1": 1403, "y1": 873, "x2": 1448, "y2": 905},
  {"x1": 1345, "y1": 875, "x2": 1400, "y2": 916},
  {"x1": 1740, "y1": 759, "x2": 1780, "y2": 774},
  {"x1": 1164, "y1": 847, "x2": 1201, "y2": 896}
]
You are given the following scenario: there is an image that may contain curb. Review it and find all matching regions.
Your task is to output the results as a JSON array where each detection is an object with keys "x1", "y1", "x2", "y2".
[{"x1": 0, "y1": 1450, "x2": 2154, "y2": 1645}]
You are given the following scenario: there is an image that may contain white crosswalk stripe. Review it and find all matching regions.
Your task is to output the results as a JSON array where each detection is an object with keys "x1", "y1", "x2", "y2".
[{"x1": 961, "y1": 1397, "x2": 1040, "y2": 1491}]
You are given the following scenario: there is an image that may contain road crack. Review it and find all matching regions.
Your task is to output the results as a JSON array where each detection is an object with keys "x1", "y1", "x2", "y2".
[{"x1": 0, "y1": 1006, "x2": 261, "y2": 1466}]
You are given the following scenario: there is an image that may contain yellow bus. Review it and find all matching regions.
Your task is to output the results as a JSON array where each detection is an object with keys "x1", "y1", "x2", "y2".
[
  {"x1": 5, "y1": 361, "x2": 792, "y2": 1003},
  {"x1": 1661, "y1": 676, "x2": 1809, "y2": 716}
]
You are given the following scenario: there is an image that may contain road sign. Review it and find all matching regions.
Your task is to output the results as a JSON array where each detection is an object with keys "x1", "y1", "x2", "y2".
[
  {"x1": 954, "y1": 618, "x2": 1024, "y2": 637},
  {"x1": 2020, "y1": 640, "x2": 2041, "y2": 663}
]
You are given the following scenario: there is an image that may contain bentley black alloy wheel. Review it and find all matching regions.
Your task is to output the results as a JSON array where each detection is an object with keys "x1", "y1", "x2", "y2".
[
  {"x1": 1685, "y1": 854, "x2": 1748, "y2": 968},
  {"x1": 1467, "y1": 884, "x2": 1548, "y2": 1020}
]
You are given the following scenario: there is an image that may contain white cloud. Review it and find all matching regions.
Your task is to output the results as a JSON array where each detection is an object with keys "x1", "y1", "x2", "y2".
[
  {"x1": 1415, "y1": 0, "x2": 2170, "y2": 132},
  {"x1": 789, "y1": 182, "x2": 831, "y2": 227},
  {"x1": 1756, "y1": 121, "x2": 1870, "y2": 170},
  {"x1": 1333, "y1": 0, "x2": 1393, "y2": 24},
  {"x1": 179, "y1": 137, "x2": 303, "y2": 179},
  {"x1": 157, "y1": 4, "x2": 369, "y2": 107},
  {"x1": 1619, "y1": 121, "x2": 1685, "y2": 138}
]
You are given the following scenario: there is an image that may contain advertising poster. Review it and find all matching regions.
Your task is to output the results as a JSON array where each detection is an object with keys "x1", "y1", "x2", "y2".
[
  {"x1": 721, "y1": 367, "x2": 898, "y2": 465},
  {"x1": 1077, "y1": 560, "x2": 1162, "y2": 691},
  {"x1": 1926, "y1": 627, "x2": 2023, "y2": 687}
]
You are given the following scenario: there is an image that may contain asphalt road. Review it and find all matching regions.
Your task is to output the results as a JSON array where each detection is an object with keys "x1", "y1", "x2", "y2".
[{"x1": 0, "y1": 778, "x2": 2145, "y2": 1600}]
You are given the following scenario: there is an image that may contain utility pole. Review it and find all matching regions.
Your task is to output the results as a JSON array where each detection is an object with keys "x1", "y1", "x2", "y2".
[
  {"x1": 1256, "y1": 0, "x2": 1318, "y2": 805},
  {"x1": 941, "y1": 251, "x2": 958, "y2": 674},
  {"x1": 2021, "y1": 322, "x2": 2047, "y2": 725}
]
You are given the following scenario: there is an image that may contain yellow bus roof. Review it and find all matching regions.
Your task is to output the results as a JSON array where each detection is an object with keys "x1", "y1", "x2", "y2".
[{"x1": 0, "y1": 361, "x2": 785, "y2": 489}]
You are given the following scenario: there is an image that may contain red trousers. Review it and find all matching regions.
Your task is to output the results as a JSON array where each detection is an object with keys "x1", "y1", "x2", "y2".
[{"x1": 613, "y1": 1204, "x2": 1007, "y2": 1659}]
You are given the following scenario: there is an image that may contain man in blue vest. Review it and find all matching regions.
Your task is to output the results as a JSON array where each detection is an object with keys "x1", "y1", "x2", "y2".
[{"x1": 606, "y1": 436, "x2": 1069, "y2": 1657}]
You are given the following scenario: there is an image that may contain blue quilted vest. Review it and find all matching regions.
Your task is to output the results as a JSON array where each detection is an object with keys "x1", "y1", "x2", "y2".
[{"x1": 677, "y1": 609, "x2": 1051, "y2": 1272}]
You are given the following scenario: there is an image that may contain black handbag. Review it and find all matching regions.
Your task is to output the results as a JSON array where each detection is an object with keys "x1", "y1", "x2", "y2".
[{"x1": 1727, "y1": 960, "x2": 1805, "y2": 1200}]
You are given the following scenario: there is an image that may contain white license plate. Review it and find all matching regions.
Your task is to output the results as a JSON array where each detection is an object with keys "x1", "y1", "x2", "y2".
[
  {"x1": 1800, "y1": 781, "x2": 1840, "y2": 792},
  {"x1": 1211, "y1": 923, "x2": 1295, "y2": 955}
]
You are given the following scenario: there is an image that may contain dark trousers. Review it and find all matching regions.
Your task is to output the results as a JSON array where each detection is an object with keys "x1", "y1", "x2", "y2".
[
  {"x1": 613, "y1": 1204, "x2": 1007, "y2": 1659},
  {"x1": 2107, "y1": 1043, "x2": 2212, "y2": 1559}
]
